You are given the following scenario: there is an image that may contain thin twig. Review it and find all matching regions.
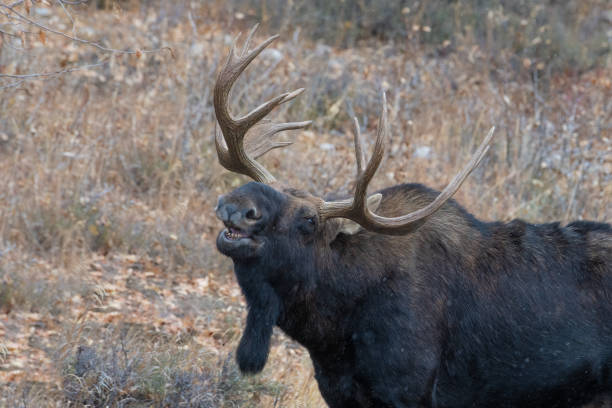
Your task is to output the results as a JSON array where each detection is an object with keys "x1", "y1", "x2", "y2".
[
  {"x1": 564, "y1": 160, "x2": 586, "y2": 224},
  {"x1": 0, "y1": 79, "x2": 24, "y2": 89},
  {"x1": 56, "y1": 0, "x2": 76, "y2": 37},
  {"x1": 0, "y1": 58, "x2": 109, "y2": 78},
  {"x1": 0, "y1": 27, "x2": 21, "y2": 37},
  {"x1": 58, "y1": 0, "x2": 89, "y2": 4},
  {"x1": 0, "y1": 58, "x2": 110, "y2": 88}
]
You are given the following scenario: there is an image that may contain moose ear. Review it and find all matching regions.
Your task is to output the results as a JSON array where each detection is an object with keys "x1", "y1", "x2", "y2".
[{"x1": 337, "y1": 193, "x2": 383, "y2": 235}]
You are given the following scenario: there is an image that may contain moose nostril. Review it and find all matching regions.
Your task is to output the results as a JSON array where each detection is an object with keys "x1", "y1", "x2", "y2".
[
  {"x1": 216, "y1": 201, "x2": 237, "y2": 223},
  {"x1": 245, "y1": 208, "x2": 260, "y2": 220}
]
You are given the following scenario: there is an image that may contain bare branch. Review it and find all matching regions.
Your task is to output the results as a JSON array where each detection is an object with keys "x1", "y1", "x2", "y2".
[
  {"x1": 0, "y1": 58, "x2": 109, "y2": 79},
  {"x1": 56, "y1": 0, "x2": 76, "y2": 37},
  {"x1": 0, "y1": 1, "x2": 174, "y2": 86},
  {"x1": 0, "y1": 79, "x2": 24, "y2": 89}
]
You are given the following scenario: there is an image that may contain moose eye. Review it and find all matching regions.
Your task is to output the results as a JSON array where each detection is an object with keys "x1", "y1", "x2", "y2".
[{"x1": 298, "y1": 215, "x2": 316, "y2": 235}]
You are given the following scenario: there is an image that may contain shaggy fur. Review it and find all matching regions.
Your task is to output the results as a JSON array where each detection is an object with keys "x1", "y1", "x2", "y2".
[{"x1": 215, "y1": 181, "x2": 612, "y2": 408}]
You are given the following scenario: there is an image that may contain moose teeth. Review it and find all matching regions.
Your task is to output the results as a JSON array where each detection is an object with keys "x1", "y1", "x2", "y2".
[{"x1": 225, "y1": 229, "x2": 248, "y2": 240}]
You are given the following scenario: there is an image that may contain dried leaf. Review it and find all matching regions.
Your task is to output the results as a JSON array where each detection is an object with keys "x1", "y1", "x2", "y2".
[
  {"x1": 38, "y1": 30, "x2": 46, "y2": 45},
  {"x1": 24, "y1": 0, "x2": 31, "y2": 14},
  {"x1": 88, "y1": 224, "x2": 99, "y2": 236},
  {"x1": 19, "y1": 31, "x2": 26, "y2": 49},
  {"x1": 165, "y1": 46, "x2": 176, "y2": 59}
]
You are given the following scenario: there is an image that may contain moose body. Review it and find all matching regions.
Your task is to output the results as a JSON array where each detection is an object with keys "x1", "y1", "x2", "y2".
[
  {"x1": 217, "y1": 182, "x2": 612, "y2": 407},
  {"x1": 212, "y1": 27, "x2": 612, "y2": 407}
]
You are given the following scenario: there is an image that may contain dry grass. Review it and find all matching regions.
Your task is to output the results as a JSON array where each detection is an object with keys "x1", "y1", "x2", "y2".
[
  {"x1": 0, "y1": 1, "x2": 610, "y2": 407},
  {"x1": 228, "y1": 0, "x2": 611, "y2": 74}
]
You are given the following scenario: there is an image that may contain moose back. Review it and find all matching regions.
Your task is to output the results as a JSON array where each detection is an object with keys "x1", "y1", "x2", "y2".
[{"x1": 212, "y1": 27, "x2": 612, "y2": 408}]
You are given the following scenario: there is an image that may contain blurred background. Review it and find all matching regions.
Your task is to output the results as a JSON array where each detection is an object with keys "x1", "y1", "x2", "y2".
[{"x1": 0, "y1": 0, "x2": 610, "y2": 406}]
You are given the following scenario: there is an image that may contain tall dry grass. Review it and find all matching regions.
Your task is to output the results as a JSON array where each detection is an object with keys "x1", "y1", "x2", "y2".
[{"x1": 0, "y1": 1, "x2": 610, "y2": 406}]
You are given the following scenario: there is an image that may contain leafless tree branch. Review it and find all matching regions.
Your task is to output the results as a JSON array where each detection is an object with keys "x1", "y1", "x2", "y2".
[
  {"x1": 0, "y1": 1, "x2": 174, "y2": 86},
  {"x1": 56, "y1": 0, "x2": 76, "y2": 37},
  {"x1": 0, "y1": 58, "x2": 109, "y2": 79}
]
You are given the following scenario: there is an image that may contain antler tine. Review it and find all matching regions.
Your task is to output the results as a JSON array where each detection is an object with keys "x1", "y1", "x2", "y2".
[
  {"x1": 246, "y1": 120, "x2": 312, "y2": 159},
  {"x1": 414, "y1": 126, "x2": 495, "y2": 212},
  {"x1": 239, "y1": 88, "x2": 306, "y2": 130},
  {"x1": 353, "y1": 91, "x2": 388, "y2": 212},
  {"x1": 352, "y1": 117, "x2": 366, "y2": 176},
  {"x1": 239, "y1": 24, "x2": 259, "y2": 57},
  {"x1": 319, "y1": 92, "x2": 388, "y2": 219},
  {"x1": 214, "y1": 26, "x2": 310, "y2": 183},
  {"x1": 320, "y1": 91, "x2": 495, "y2": 235}
]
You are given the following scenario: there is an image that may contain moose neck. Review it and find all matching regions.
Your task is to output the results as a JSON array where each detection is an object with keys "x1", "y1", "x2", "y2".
[
  {"x1": 231, "y1": 246, "x2": 368, "y2": 356},
  {"x1": 276, "y1": 213, "x2": 484, "y2": 355}
]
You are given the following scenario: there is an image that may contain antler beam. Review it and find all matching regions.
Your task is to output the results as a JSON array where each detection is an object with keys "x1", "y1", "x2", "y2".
[{"x1": 320, "y1": 94, "x2": 495, "y2": 235}]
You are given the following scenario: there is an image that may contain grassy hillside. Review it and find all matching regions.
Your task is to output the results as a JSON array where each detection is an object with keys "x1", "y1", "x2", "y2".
[{"x1": 0, "y1": 1, "x2": 610, "y2": 406}]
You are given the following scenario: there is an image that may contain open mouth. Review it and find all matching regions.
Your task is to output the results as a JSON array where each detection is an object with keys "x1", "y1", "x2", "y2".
[
  {"x1": 217, "y1": 225, "x2": 261, "y2": 258},
  {"x1": 223, "y1": 227, "x2": 252, "y2": 241}
]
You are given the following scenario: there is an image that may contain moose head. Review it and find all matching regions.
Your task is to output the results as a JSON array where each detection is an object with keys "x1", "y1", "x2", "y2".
[{"x1": 213, "y1": 26, "x2": 496, "y2": 261}]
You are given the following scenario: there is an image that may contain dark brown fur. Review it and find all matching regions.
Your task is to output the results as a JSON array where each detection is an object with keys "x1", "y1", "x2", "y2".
[{"x1": 215, "y1": 181, "x2": 612, "y2": 408}]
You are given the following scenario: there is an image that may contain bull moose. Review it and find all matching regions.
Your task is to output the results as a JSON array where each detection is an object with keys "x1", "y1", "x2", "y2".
[{"x1": 213, "y1": 27, "x2": 612, "y2": 408}]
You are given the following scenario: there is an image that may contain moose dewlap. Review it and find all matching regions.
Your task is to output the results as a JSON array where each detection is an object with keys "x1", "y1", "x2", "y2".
[{"x1": 212, "y1": 26, "x2": 612, "y2": 408}]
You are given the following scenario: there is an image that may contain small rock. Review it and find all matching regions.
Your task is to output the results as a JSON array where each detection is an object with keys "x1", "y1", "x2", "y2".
[
  {"x1": 413, "y1": 146, "x2": 432, "y2": 158},
  {"x1": 34, "y1": 7, "x2": 52, "y2": 17}
]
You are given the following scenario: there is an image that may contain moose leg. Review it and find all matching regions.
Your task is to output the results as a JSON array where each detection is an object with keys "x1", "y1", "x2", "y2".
[{"x1": 234, "y1": 276, "x2": 282, "y2": 374}]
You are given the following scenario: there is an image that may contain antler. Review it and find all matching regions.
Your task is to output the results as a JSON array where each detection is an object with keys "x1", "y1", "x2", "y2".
[
  {"x1": 320, "y1": 93, "x2": 496, "y2": 235},
  {"x1": 214, "y1": 25, "x2": 311, "y2": 183}
]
